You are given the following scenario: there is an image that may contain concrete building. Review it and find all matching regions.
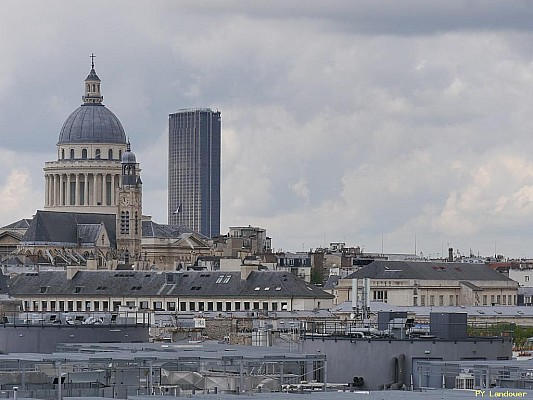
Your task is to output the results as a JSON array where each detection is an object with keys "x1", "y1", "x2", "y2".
[
  {"x1": 168, "y1": 108, "x2": 221, "y2": 238},
  {"x1": 327, "y1": 260, "x2": 518, "y2": 307}
]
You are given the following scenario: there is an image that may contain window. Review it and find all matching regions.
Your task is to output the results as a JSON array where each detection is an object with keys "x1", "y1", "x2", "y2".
[
  {"x1": 189, "y1": 302, "x2": 195, "y2": 311},
  {"x1": 496, "y1": 295, "x2": 501, "y2": 305},
  {"x1": 198, "y1": 302, "x2": 205, "y2": 311},
  {"x1": 153, "y1": 301, "x2": 163, "y2": 311},
  {"x1": 108, "y1": 149, "x2": 113, "y2": 160},
  {"x1": 281, "y1": 302, "x2": 288, "y2": 310},
  {"x1": 526, "y1": 276, "x2": 530, "y2": 282},
  {"x1": 373, "y1": 290, "x2": 388, "y2": 302},
  {"x1": 180, "y1": 302, "x2": 186, "y2": 311},
  {"x1": 82, "y1": 149, "x2": 87, "y2": 159},
  {"x1": 167, "y1": 302, "x2": 176, "y2": 311},
  {"x1": 235, "y1": 302, "x2": 241, "y2": 311},
  {"x1": 74, "y1": 286, "x2": 83, "y2": 294},
  {"x1": 217, "y1": 302, "x2": 223, "y2": 311},
  {"x1": 103, "y1": 301, "x2": 109, "y2": 311},
  {"x1": 263, "y1": 302, "x2": 268, "y2": 310},
  {"x1": 70, "y1": 149, "x2": 74, "y2": 159},
  {"x1": 253, "y1": 302, "x2": 260, "y2": 310},
  {"x1": 41, "y1": 301, "x2": 48, "y2": 311},
  {"x1": 226, "y1": 302, "x2": 232, "y2": 311},
  {"x1": 51, "y1": 301, "x2": 56, "y2": 311},
  {"x1": 95, "y1": 149, "x2": 101, "y2": 159},
  {"x1": 76, "y1": 301, "x2": 82, "y2": 311},
  {"x1": 120, "y1": 211, "x2": 130, "y2": 234},
  {"x1": 39, "y1": 286, "x2": 48, "y2": 294},
  {"x1": 112, "y1": 301, "x2": 121, "y2": 311},
  {"x1": 483, "y1": 295, "x2": 487, "y2": 305},
  {"x1": 413, "y1": 297, "x2": 418, "y2": 306},
  {"x1": 271, "y1": 302, "x2": 278, "y2": 311},
  {"x1": 421, "y1": 295, "x2": 426, "y2": 306},
  {"x1": 61, "y1": 149, "x2": 65, "y2": 159},
  {"x1": 430, "y1": 295, "x2": 435, "y2": 306},
  {"x1": 449, "y1": 295, "x2": 454, "y2": 306},
  {"x1": 67, "y1": 301, "x2": 74, "y2": 311},
  {"x1": 439, "y1": 295, "x2": 444, "y2": 306},
  {"x1": 244, "y1": 302, "x2": 250, "y2": 310},
  {"x1": 207, "y1": 302, "x2": 214, "y2": 311},
  {"x1": 502, "y1": 295, "x2": 507, "y2": 305},
  {"x1": 85, "y1": 301, "x2": 91, "y2": 311}
]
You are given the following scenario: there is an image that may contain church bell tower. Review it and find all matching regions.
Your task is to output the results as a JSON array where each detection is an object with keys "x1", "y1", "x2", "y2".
[{"x1": 116, "y1": 141, "x2": 142, "y2": 264}]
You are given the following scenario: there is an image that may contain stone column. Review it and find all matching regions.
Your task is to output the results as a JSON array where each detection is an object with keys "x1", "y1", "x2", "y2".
[
  {"x1": 75, "y1": 174, "x2": 80, "y2": 206},
  {"x1": 53, "y1": 174, "x2": 58, "y2": 206},
  {"x1": 67, "y1": 174, "x2": 71, "y2": 206},
  {"x1": 103, "y1": 173, "x2": 107, "y2": 206},
  {"x1": 59, "y1": 174, "x2": 64, "y2": 206},
  {"x1": 84, "y1": 173, "x2": 89, "y2": 205},
  {"x1": 92, "y1": 174, "x2": 97, "y2": 205}
]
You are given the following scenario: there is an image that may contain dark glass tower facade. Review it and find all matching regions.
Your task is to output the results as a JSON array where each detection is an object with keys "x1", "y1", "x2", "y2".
[{"x1": 168, "y1": 108, "x2": 221, "y2": 238}]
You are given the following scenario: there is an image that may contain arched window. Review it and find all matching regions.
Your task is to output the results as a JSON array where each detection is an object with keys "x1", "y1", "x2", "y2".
[
  {"x1": 86, "y1": 84, "x2": 90, "y2": 92},
  {"x1": 97, "y1": 83, "x2": 100, "y2": 92},
  {"x1": 92, "y1": 84, "x2": 96, "y2": 92},
  {"x1": 95, "y1": 149, "x2": 101, "y2": 159},
  {"x1": 82, "y1": 149, "x2": 87, "y2": 159},
  {"x1": 70, "y1": 149, "x2": 75, "y2": 159},
  {"x1": 108, "y1": 149, "x2": 113, "y2": 160},
  {"x1": 61, "y1": 149, "x2": 65, "y2": 159},
  {"x1": 119, "y1": 150, "x2": 122, "y2": 160}
]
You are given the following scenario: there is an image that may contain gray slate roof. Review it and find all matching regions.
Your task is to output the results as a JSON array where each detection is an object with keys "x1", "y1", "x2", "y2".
[
  {"x1": 8, "y1": 270, "x2": 333, "y2": 299},
  {"x1": 141, "y1": 220, "x2": 208, "y2": 240},
  {"x1": 21, "y1": 211, "x2": 116, "y2": 247},
  {"x1": 346, "y1": 260, "x2": 514, "y2": 282},
  {"x1": 58, "y1": 104, "x2": 126, "y2": 145},
  {"x1": 1, "y1": 218, "x2": 32, "y2": 230}
]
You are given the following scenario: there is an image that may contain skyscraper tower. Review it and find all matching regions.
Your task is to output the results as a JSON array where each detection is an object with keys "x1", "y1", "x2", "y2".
[{"x1": 168, "y1": 108, "x2": 221, "y2": 238}]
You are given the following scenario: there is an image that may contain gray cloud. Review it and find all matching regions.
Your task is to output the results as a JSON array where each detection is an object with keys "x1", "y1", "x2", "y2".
[{"x1": 1, "y1": 2, "x2": 533, "y2": 257}]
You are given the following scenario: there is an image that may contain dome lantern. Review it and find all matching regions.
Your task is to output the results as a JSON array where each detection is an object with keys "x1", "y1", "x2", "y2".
[{"x1": 82, "y1": 53, "x2": 103, "y2": 104}]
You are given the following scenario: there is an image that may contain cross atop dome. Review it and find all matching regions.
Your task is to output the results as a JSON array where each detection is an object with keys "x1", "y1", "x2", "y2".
[{"x1": 82, "y1": 53, "x2": 103, "y2": 104}]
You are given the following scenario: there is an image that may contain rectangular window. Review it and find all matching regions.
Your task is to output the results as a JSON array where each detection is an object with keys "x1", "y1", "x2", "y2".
[
  {"x1": 439, "y1": 295, "x2": 444, "y2": 306},
  {"x1": 496, "y1": 295, "x2": 501, "y2": 304},
  {"x1": 59, "y1": 301, "x2": 65, "y2": 311},
  {"x1": 67, "y1": 301, "x2": 74, "y2": 311},
  {"x1": 262, "y1": 302, "x2": 268, "y2": 311},
  {"x1": 413, "y1": 297, "x2": 418, "y2": 306},
  {"x1": 253, "y1": 302, "x2": 260, "y2": 310},
  {"x1": 180, "y1": 302, "x2": 186, "y2": 311},
  {"x1": 51, "y1": 301, "x2": 56, "y2": 311},
  {"x1": 271, "y1": 302, "x2": 278, "y2": 311},
  {"x1": 103, "y1": 301, "x2": 109, "y2": 311},
  {"x1": 235, "y1": 302, "x2": 241, "y2": 311},
  {"x1": 94, "y1": 301, "x2": 100, "y2": 311},
  {"x1": 198, "y1": 302, "x2": 205, "y2": 311},
  {"x1": 449, "y1": 295, "x2": 454, "y2": 306},
  {"x1": 430, "y1": 295, "x2": 435, "y2": 306},
  {"x1": 244, "y1": 302, "x2": 250, "y2": 311},
  {"x1": 33, "y1": 301, "x2": 39, "y2": 311},
  {"x1": 217, "y1": 302, "x2": 223, "y2": 311},
  {"x1": 526, "y1": 276, "x2": 530, "y2": 282},
  {"x1": 153, "y1": 301, "x2": 163, "y2": 311},
  {"x1": 483, "y1": 295, "x2": 487, "y2": 306},
  {"x1": 490, "y1": 295, "x2": 495, "y2": 305},
  {"x1": 502, "y1": 295, "x2": 507, "y2": 305},
  {"x1": 85, "y1": 301, "x2": 91, "y2": 311},
  {"x1": 120, "y1": 211, "x2": 130, "y2": 234},
  {"x1": 112, "y1": 301, "x2": 121, "y2": 311},
  {"x1": 421, "y1": 295, "x2": 425, "y2": 306},
  {"x1": 76, "y1": 301, "x2": 82, "y2": 311},
  {"x1": 207, "y1": 302, "x2": 214, "y2": 311},
  {"x1": 189, "y1": 302, "x2": 195, "y2": 311},
  {"x1": 167, "y1": 302, "x2": 176, "y2": 311},
  {"x1": 226, "y1": 302, "x2": 232, "y2": 311},
  {"x1": 281, "y1": 302, "x2": 288, "y2": 310},
  {"x1": 41, "y1": 301, "x2": 48, "y2": 311},
  {"x1": 139, "y1": 301, "x2": 148, "y2": 310}
]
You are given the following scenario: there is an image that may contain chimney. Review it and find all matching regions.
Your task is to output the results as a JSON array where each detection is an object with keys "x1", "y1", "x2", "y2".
[
  {"x1": 67, "y1": 266, "x2": 83, "y2": 280},
  {"x1": 448, "y1": 247, "x2": 453, "y2": 262},
  {"x1": 241, "y1": 264, "x2": 257, "y2": 280}
]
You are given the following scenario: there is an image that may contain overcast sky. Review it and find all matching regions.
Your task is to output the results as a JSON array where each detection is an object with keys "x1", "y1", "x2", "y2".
[{"x1": 2, "y1": 1, "x2": 533, "y2": 258}]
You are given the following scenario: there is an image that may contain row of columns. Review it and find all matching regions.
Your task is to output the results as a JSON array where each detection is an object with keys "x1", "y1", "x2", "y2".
[{"x1": 45, "y1": 172, "x2": 120, "y2": 207}]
